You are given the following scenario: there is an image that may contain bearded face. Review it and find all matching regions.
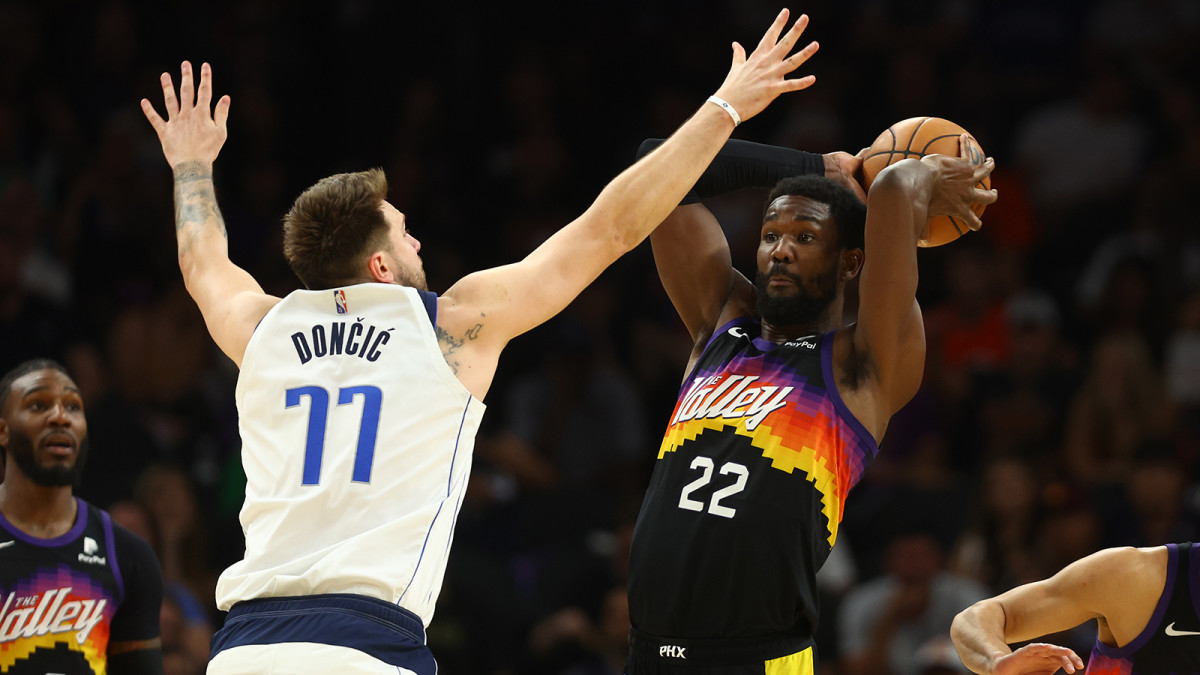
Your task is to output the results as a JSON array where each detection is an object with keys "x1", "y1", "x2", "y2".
[
  {"x1": 4, "y1": 424, "x2": 89, "y2": 488},
  {"x1": 754, "y1": 259, "x2": 840, "y2": 327}
]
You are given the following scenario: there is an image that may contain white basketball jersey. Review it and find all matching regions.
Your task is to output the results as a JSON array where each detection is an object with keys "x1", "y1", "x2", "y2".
[{"x1": 215, "y1": 283, "x2": 485, "y2": 626}]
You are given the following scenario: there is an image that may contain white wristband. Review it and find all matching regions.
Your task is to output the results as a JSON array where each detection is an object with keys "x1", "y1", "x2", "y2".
[{"x1": 706, "y1": 95, "x2": 741, "y2": 127}]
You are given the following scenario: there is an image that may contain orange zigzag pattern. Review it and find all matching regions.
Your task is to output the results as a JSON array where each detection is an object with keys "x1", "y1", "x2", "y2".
[{"x1": 659, "y1": 417, "x2": 843, "y2": 546}]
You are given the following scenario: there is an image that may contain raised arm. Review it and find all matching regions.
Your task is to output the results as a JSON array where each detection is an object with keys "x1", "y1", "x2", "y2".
[
  {"x1": 950, "y1": 546, "x2": 1164, "y2": 675},
  {"x1": 141, "y1": 62, "x2": 279, "y2": 368},
  {"x1": 848, "y1": 136, "x2": 995, "y2": 437},
  {"x1": 437, "y1": 9, "x2": 820, "y2": 398}
]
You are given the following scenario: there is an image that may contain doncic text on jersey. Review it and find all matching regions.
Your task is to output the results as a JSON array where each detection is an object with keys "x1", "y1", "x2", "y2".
[{"x1": 291, "y1": 317, "x2": 392, "y2": 364}]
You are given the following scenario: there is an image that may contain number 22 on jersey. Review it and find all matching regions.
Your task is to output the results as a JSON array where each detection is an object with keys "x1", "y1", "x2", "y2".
[{"x1": 678, "y1": 456, "x2": 749, "y2": 518}]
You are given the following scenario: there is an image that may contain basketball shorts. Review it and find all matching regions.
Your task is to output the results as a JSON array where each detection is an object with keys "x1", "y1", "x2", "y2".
[
  {"x1": 207, "y1": 593, "x2": 435, "y2": 675},
  {"x1": 624, "y1": 626, "x2": 816, "y2": 674}
]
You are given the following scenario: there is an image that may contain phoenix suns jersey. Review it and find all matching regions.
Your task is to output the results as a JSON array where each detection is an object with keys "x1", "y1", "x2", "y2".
[
  {"x1": 215, "y1": 283, "x2": 485, "y2": 626},
  {"x1": 1085, "y1": 543, "x2": 1200, "y2": 675},
  {"x1": 0, "y1": 499, "x2": 162, "y2": 675},
  {"x1": 628, "y1": 318, "x2": 878, "y2": 639}
]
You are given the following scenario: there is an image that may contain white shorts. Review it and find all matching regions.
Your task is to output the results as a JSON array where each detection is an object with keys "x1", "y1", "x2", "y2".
[{"x1": 208, "y1": 642, "x2": 421, "y2": 674}]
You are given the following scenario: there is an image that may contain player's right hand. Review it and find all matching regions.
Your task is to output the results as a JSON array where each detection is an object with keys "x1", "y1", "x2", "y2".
[
  {"x1": 710, "y1": 8, "x2": 820, "y2": 124},
  {"x1": 920, "y1": 133, "x2": 997, "y2": 230},
  {"x1": 988, "y1": 642, "x2": 1085, "y2": 675},
  {"x1": 141, "y1": 61, "x2": 230, "y2": 170}
]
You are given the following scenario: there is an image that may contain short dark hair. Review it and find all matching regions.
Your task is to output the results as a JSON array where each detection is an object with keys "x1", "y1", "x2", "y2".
[
  {"x1": 282, "y1": 168, "x2": 392, "y2": 290},
  {"x1": 765, "y1": 175, "x2": 866, "y2": 251},
  {"x1": 0, "y1": 359, "x2": 70, "y2": 414}
]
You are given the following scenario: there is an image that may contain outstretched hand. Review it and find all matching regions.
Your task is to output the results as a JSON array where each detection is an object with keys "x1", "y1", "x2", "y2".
[
  {"x1": 921, "y1": 133, "x2": 997, "y2": 230},
  {"x1": 988, "y1": 642, "x2": 1085, "y2": 675},
  {"x1": 711, "y1": 8, "x2": 820, "y2": 125},
  {"x1": 141, "y1": 61, "x2": 230, "y2": 170}
]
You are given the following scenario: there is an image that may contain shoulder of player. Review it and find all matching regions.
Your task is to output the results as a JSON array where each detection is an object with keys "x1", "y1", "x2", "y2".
[
  {"x1": 106, "y1": 518, "x2": 162, "y2": 570},
  {"x1": 1063, "y1": 546, "x2": 1166, "y2": 602}
]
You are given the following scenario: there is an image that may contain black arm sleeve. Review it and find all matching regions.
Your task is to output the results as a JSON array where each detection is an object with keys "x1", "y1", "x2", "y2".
[{"x1": 636, "y1": 138, "x2": 824, "y2": 205}]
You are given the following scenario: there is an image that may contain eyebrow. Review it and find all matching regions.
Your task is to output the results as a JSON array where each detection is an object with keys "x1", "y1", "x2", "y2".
[{"x1": 20, "y1": 385, "x2": 82, "y2": 399}]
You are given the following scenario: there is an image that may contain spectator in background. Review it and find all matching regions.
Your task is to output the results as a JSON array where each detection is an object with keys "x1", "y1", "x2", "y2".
[
  {"x1": 839, "y1": 529, "x2": 988, "y2": 675},
  {"x1": 1063, "y1": 331, "x2": 1174, "y2": 490},
  {"x1": 948, "y1": 456, "x2": 1044, "y2": 593}
]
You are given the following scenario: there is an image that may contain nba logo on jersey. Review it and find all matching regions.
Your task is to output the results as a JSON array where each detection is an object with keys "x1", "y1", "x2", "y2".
[{"x1": 334, "y1": 290, "x2": 348, "y2": 314}]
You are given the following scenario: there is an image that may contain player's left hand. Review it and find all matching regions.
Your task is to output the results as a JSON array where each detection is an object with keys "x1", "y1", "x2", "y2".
[
  {"x1": 141, "y1": 61, "x2": 230, "y2": 169},
  {"x1": 823, "y1": 150, "x2": 866, "y2": 202}
]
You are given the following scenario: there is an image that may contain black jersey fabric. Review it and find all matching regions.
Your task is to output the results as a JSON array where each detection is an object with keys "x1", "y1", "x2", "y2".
[
  {"x1": 0, "y1": 497, "x2": 162, "y2": 674},
  {"x1": 628, "y1": 319, "x2": 877, "y2": 641}
]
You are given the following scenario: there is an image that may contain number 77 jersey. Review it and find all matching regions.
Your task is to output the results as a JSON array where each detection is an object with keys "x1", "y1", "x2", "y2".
[
  {"x1": 215, "y1": 283, "x2": 485, "y2": 627},
  {"x1": 627, "y1": 318, "x2": 878, "y2": 639}
]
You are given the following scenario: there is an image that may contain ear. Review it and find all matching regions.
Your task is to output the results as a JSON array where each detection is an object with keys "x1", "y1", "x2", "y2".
[
  {"x1": 0, "y1": 419, "x2": 8, "y2": 449},
  {"x1": 366, "y1": 251, "x2": 393, "y2": 284},
  {"x1": 841, "y1": 248, "x2": 864, "y2": 281}
]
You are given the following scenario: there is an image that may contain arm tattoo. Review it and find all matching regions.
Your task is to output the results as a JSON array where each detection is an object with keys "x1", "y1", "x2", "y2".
[
  {"x1": 172, "y1": 161, "x2": 227, "y2": 256},
  {"x1": 436, "y1": 322, "x2": 484, "y2": 374}
]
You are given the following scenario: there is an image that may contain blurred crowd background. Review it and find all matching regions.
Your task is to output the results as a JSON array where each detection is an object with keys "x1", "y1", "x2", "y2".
[{"x1": 2, "y1": 0, "x2": 1199, "y2": 673}]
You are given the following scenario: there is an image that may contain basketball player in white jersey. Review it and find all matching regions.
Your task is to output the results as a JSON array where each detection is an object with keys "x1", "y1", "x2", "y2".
[{"x1": 140, "y1": 9, "x2": 821, "y2": 674}]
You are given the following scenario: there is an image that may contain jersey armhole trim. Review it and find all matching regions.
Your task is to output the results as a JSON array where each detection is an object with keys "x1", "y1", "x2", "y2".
[
  {"x1": 1092, "y1": 543, "x2": 1178, "y2": 658},
  {"x1": 682, "y1": 316, "x2": 757, "y2": 385},
  {"x1": 101, "y1": 506, "x2": 127, "y2": 606},
  {"x1": 417, "y1": 289, "x2": 437, "y2": 327},
  {"x1": 819, "y1": 329, "x2": 880, "y2": 458}
]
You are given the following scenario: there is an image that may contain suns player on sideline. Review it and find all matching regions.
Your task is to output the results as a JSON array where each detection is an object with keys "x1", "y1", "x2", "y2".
[
  {"x1": 622, "y1": 133, "x2": 995, "y2": 674},
  {"x1": 0, "y1": 359, "x2": 164, "y2": 674},
  {"x1": 952, "y1": 543, "x2": 1200, "y2": 675},
  {"x1": 140, "y1": 9, "x2": 822, "y2": 675}
]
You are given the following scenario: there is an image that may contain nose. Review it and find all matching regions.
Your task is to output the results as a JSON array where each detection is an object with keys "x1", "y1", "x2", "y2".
[
  {"x1": 409, "y1": 233, "x2": 421, "y2": 253},
  {"x1": 770, "y1": 236, "x2": 795, "y2": 263},
  {"x1": 47, "y1": 401, "x2": 73, "y2": 426}
]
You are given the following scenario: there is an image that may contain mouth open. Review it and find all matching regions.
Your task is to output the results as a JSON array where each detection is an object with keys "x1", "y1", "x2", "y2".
[{"x1": 41, "y1": 435, "x2": 77, "y2": 458}]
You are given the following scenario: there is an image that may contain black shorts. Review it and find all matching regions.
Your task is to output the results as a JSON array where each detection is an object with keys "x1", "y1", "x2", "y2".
[{"x1": 624, "y1": 627, "x2": 815, "y2": 674}]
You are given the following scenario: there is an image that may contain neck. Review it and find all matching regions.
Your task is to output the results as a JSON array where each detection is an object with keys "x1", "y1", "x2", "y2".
[
  {"x1": 0, "y1": 479, "x2": 77, "y2": 539},
  {"x1": 760, "y1": 305, "x2": 843, "y2": 344}
]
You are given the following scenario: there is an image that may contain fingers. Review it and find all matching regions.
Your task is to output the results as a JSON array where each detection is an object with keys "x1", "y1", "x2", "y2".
[
  {"x1": 782, "y1": 40, "x2": 820, "y2": 75},
  {"x1": 756, "y1": 8, "x2": 790, "y2": 53},
  {"x1": 160, "y1": 72, "x2": 179, "y2": 118},
  {"x1": 975, "y1": 156, "x2": 996, "y2": 181},
  {"x1": 214, "y1": 95, "x2": 232, "y2": 134},
  {"x1": 781, "y1": 74, "x2": 817, "y2": 93},
  {"x1": 730, "y1": 41, "x2": 746, "y2": 67},
  {"x1": 772, "y1": 14, "x2": 810, "y2": 58},
  {"x1": 140, "y1": 98, "x2": 166, "y2": 136},
  {"x1": 179, "y1": 61, "x2": 195, "y2": 111},
  {"x1": 196, "y1": 62, "x2": 213, "y2": 114}
]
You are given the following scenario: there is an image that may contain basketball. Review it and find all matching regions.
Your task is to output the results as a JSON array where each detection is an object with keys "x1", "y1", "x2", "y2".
[{"x1": 861, "y1": 116, "x2": 989, "y2": 247}]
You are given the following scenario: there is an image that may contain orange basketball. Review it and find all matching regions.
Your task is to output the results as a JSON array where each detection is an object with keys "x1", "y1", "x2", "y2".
[{"x1": 862, "y1": 116, "x2": 989, "y2": 247}]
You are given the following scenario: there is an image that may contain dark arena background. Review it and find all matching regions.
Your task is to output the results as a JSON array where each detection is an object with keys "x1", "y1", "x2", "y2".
[{"x1": 1, "y1": 0, "x2": 1198, "y2": 673}]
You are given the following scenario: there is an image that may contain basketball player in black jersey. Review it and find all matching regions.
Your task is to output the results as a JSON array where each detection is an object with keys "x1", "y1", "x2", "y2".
[
  {"x1": 953, "y1": 543, "x2": 1200, "y2": 675},
  {"x1": 624, "y1": 135, "x2": 995, "y2": 674},
  {"x1": 0, "y1": 359, "x2": 165, "y2": 675}
]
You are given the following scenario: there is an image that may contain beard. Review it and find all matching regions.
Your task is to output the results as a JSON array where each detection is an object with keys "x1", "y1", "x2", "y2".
[
  {"x1": 3, "y1": 429, "x2": 89, "y2": 489},
  {"x1": 754, "y1": 262, "x2": 839, "y2": 327}
]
